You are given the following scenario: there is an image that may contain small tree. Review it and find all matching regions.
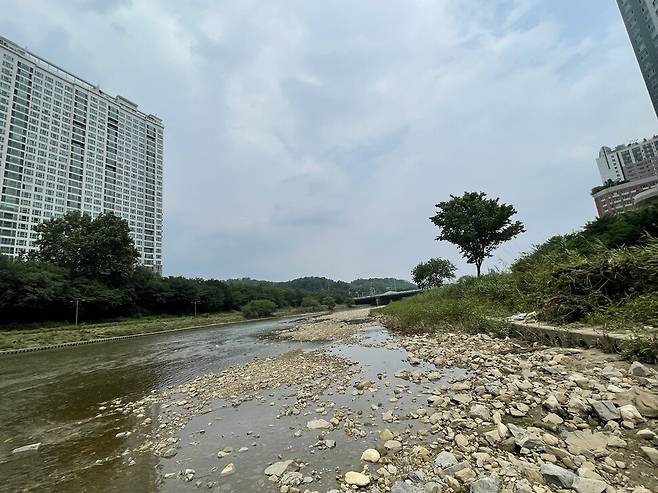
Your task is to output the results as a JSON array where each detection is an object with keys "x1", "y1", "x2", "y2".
[
  {"x1": 430, "y1": 192, "x2": 525, "y2": 277},
  {"x1": 412, "y1": 258, "x2": 456, "y2": 289}
]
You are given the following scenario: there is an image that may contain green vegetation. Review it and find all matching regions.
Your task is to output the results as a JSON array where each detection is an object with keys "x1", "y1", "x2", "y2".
[
  {"x1": 241, "y1": 299, "x2": 278, "y2": 319},
  {"x1": 384, "y1": 205, "x2": 658, "y2": 361},
  {"x1": 591, "y1": 178, "x2": 628, "y2": 196},
  {"x1": 1, "y1": 212, "x2": 413, "y2": 334},
  {"x1": 430, "y1": 192, "x2": 525, "y2": 277},
  {"x1": 412, "y1": 258, "x2": 456, "y2": 289}
]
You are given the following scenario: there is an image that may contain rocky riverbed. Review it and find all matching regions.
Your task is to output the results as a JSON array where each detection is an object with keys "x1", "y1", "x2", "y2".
[{"x1": 25, "y1": 308, "x2": 657, "y2": 492}]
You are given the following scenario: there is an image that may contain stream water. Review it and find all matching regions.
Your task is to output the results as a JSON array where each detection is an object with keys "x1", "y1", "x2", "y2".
[{"x1": 0, "y1": 318, "x2": 460, "y2": 492}]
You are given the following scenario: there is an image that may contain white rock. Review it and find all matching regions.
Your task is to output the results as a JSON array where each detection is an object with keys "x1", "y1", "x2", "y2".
[
  {"x1": 11, "y1": 443, "x2": 41, "y2": 454},
  {"x1": 361, "y1": 449, "x2": 381, "y2": 463},
  {"x1": 306, "y1": 419, "x2": 332, "y2": 430},
  {"x1": 345, "y1": 471, "x2": 370, "y2": 486}
]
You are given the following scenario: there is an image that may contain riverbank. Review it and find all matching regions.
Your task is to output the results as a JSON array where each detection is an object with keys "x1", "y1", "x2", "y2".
[
  {"x1": 0, "y1": 308, "x2": 326, "y2": 352},
  {"x1": 56, "y1": 308, "x2": 657, "y2": 493}
]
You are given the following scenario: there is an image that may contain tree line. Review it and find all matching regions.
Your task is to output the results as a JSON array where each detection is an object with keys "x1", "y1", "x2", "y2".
[{"x1": 0, "y1": 212, "x2": 414, "y2": 326}]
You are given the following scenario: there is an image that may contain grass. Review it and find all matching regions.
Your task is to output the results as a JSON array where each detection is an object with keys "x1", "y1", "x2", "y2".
[
  {"x1": 381, "y1": 239, "x2": 658, "y2": 362},
  {"x1": 0, "y1": 307, "x2": 325, "y2": 351}
]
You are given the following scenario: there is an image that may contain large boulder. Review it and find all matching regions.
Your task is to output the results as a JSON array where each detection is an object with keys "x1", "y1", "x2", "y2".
[{"x1": 614, "y1": 388, "x2": 658, "y2": 418}]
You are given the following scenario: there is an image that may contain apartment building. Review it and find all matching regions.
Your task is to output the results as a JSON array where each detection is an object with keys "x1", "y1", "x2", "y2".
[{"x1": 0, "y1": 36, "x2": 163, "y2": 272}]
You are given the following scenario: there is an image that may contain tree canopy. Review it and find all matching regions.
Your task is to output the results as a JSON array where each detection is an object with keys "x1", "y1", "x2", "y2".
[
  {"x1": 412, "y1": 258, "x2": 456, "y2": 289},
  {"x1": 30, "y1": 211, "x2": 139, "y2": 285},
  {"x1": 430, "y1": 192, "x2": 525, "y2": 277}
]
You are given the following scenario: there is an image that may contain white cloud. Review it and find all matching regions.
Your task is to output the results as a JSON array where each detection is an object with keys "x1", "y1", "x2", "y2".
[{"x1": 1, "y1": 0, "x2": 655, "y2": 280}]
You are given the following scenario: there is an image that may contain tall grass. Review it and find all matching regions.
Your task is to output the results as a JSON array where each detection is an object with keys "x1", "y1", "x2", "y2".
[{"x1": 383, "y1": 239, "x2": 658, "y2": 335}]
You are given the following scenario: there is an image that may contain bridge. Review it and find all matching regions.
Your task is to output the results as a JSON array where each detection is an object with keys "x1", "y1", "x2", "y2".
[{"x1": 352, "y1": 289, "x2": 424, "y2": 306}]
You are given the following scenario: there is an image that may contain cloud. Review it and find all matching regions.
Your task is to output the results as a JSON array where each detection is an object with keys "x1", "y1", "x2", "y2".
[{"x1": 1, "y1": 0, "x2": 655, "y2": 281}]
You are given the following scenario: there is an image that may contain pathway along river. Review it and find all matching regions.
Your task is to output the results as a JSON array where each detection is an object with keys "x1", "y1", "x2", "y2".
[{"x1": 0, "y1": 316, "x2": 327, "y2": 492}]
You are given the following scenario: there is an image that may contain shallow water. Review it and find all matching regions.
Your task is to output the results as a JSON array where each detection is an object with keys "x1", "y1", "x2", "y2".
[
  {"x1": 156, "y1": 329, "x2": 464, "y2": 492},
  {"x1": 0, "y1": 317, "x2": 316, "y2": 492},
  {"x1": 0, "y1": 321, "x2": 462, "y2": 492}
]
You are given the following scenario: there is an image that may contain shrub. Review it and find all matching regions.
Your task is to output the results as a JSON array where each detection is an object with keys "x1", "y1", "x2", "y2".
[{"x1": 240, "y1": 299, "x2": 277, "y2": 319}]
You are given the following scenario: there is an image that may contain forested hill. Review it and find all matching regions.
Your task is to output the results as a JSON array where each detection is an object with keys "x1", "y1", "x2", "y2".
[{"x1": 226, "y1": 276, "x2": 417, "y2": 297}]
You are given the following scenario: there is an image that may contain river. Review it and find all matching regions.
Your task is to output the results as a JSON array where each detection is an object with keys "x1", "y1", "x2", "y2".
[{"x1": 0, "y1": 316, "x2": 319, "y2": 492}]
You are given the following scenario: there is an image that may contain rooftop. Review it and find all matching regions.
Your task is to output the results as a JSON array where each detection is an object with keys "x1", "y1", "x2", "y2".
[{"x1": 0, "y1": 35, "x2": 162, "y2": 126}]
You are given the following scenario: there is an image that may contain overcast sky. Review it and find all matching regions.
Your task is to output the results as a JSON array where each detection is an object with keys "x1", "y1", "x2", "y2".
[{"x1": 2, "y1": 0, "x2": 656, "y2": 281}]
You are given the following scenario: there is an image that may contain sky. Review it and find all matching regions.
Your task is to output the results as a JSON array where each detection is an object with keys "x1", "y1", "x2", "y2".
[{"x1": 1, "y1": 0, "x2": 656, "y2": 282}]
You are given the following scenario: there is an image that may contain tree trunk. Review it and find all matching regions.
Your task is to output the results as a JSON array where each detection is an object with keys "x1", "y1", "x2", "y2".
[{"x1": 476, "y1": 262, "x2": 481, "y2": 278}]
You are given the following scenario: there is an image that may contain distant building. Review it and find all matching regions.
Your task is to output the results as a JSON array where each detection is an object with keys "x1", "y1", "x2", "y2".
[
  {"x1": 617, "y1": 0, "x2": 658, "y2": 118},
  {"x1": 0, "y1": 36, "x2": 163, "y2": 272},
  {"x1": 592, "y1": 175, "x2": 658, "y2": 216},
  {"x1": 596, "y1": 136, "x2": 658, "y2": 183}
]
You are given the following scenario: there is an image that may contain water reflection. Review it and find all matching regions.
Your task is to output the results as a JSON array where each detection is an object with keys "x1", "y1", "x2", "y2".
[{"x1": 0, "y1": 317, "x2": 310, "y2": 492}]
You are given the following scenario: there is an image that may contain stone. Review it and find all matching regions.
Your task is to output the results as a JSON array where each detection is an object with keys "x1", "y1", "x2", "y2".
[
  {"x1": 391, "y1": 481, "x2": 425, "y2": 493},
  {"x1": 637, "y1": 429, "x2": 656, "y2": 440},
  {"x1": 11, "y1": 443, "x2": 41, "y2": 454},
  {"x1": 435, "y1": 451, "x2": 458, "y2": 469},
  {"x1": 542, "y1": 413, "x2": 564, "y2": 429},
  {"x1": 543, "y1": 395, "x2": 560, "y2": 412},
  {"x1": 470, "y1": 475, "x2": 500, "y2": 493},
  {"x1": 469, "y1": 404, "x2": 491, "y2": 421},
  {"x1": 385, "y1": 440, "x2": 403, "y2": 453},
  {"x1": 220, "y1": 463, "x2": 236, "y2": 476},
  {"x1": 380, "y1": 428, "x2": 396, "y2": 441},
  {"x1": 425, "y1": 482, "x2": 442, "y2": 493},
  {"x1": 565, "y1": 430, "x2": 609, "y2": 454},
  {"x1": 619, "y1": 404, "x2": 644, "y2": 423},
  {"x1": 540, "y1": 463, "x2": 576, "y2": 488},
  {"x1": 615, "y1": 388, "x2": 658, "y2": 418},
  {"x1": 454, "y1": 468, "x2": 476, "y2": 482},
  {"x1": 281, "y1": 471, "x2": 304, "y2": 486},
  {"x1": 590, "y1": 400, "x2": 620, "y2": 422},
  {"x1": 306, "y1": 419, "x2": 332, "y2": 429},
  {"x1": 444, "y1": 461, "x2": 471, "y2": 478},
  {"x1": 629, "y1": 361, "x2": 654, "y2": 377},
  {"x1": 161, "y1": 447, "x2": 177, "y2": 458},
  {"x1": 455, "y1": 434, "x2": 469, "y2": 448},
  {"x1": 345, "y1": 471, "x2": 370, "y2": 486},
  {"x1": 572, "y1": 477, "x2": 609, "y2": 493},
  {"x1": 640, "y1": 446, "x2": 658, "y2": 466},
  {"x1": 361, "y1": 449, "x2": 381, "y2": 463},
  {"x1": 264, "y1": 460, "x2": 293, "y2": 477}
]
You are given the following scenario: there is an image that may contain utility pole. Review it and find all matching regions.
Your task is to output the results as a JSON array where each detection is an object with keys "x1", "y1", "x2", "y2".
[
  {"x1": 192, "y1": 301, "x2": 199, "y2": 317},
  {"x1": 73, "y1": 299, "x2": 83, "y2": 326}
]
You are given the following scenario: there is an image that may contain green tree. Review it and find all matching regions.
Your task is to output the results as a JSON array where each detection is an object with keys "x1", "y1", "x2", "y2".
[
  {"x1": 241, "y1": 299, "x2": 277, "y2": 319},
  {"x1": 412, "y1": 258, "x2": 456, "y2": 289},
  {"x1": 31, "y1": 211, "x2": 139, "y2": 285},
  {"x1": 430, "y1": 192, "x2": 525, "y2": 277}
]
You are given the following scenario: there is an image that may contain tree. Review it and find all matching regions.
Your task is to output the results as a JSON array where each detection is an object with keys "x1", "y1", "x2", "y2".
[
  {"x1": 412, "y1": 258, "x2": 456, "y2": 289},
  {"x1": 31, "y1": 211, "x2": 139, "y2": 285},
  {"x1": 241, "y1": 299, "x2": 277, "y2": 319},
  {"x1": 430, "y1": 192, "x2": 525, "y2": 277}
]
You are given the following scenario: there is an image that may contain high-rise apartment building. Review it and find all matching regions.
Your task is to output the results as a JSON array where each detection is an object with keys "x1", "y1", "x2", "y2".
[
  {"x1": 617, "y1": 0, "x2": 658, "y2": 118},
  {"x1": 617, "y1": 0, "x2": 658, "y2": 115},
  {"x1": 0, "y1": 37, "x2": 163, "y2": 273}
]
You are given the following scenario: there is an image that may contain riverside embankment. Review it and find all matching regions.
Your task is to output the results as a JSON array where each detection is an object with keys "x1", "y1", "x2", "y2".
[{"x1": 2, "y1": 309, "x2": 658, "y2": 493}]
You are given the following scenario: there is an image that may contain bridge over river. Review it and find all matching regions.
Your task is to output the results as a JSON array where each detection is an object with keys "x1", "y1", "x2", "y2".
[{"x1": 352, "y1": 288, "x2": 424, "y2": 306}]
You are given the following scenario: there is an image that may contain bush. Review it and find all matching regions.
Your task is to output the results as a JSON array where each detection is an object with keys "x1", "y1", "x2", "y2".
[{"x1": 240, "y1": 299, "x2": 277, "y2": 319}]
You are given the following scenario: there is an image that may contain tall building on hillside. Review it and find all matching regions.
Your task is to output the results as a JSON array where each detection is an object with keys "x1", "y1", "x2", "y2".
[
  {"x1": 0, "y1": 36, "x2": 163, "y2": 273},
  {"x1": 617, "y1": 0, "x2": 658, "y2": 118}
]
